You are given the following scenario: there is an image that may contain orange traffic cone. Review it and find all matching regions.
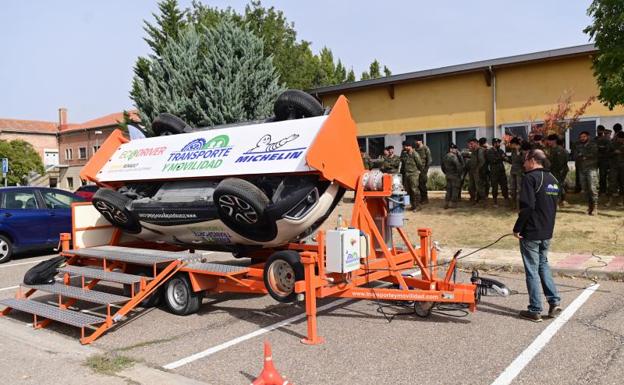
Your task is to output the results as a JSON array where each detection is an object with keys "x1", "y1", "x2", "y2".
[{"x1": 251, "y1": 340, "x2": 292, "y2": 385}]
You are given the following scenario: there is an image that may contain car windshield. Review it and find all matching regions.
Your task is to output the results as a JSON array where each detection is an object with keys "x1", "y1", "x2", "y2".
[{"x1": 43, "y1": 190, "x2": 84, "y2": 209}]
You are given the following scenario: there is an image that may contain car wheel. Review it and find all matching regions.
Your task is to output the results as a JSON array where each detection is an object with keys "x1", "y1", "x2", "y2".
[
  {"x1": 213, "y1": 178, "x2": 270, "y2": 237},
  {"x1": 152, "y1": 113, "x2": 190, "y2": 136},
  {"x1": 263, "y1": 250, "x2": 304, "y2": 303},
  {"x1": 92, "y1": 189, "x2": 142, "y2": 234},
  {"x1": 122, "y1": 271, "x2": 162, "y2": 308},
  {"x1": 0, "y1": 235, "x2": 13, "y2": 263},
  {"x1": 163, "y1": 274, "x2": 202, "y2": 315},
  {"x1": 273, "y1": 90, "x2": 324, "y2": 121}
]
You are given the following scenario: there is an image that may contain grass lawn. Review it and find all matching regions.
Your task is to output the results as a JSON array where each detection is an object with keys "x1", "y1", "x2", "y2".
[{"x1": 324, "y1": 191, "x2": 624, "y2": 255}]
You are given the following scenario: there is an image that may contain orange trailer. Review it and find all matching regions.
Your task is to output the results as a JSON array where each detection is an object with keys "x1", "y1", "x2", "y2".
[{"x1": 1, "y1": 96, "x2": 476, "y2": 344}]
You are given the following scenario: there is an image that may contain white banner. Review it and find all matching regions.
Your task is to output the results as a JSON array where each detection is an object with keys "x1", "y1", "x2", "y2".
[{"x1": 97, "y1": 116, "x2": 327, "y2": 182}]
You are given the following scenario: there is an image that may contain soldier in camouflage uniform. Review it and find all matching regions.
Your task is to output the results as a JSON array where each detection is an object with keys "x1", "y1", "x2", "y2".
[
  {"x1": 381, "y1": 145, "x2": 401, "y2": 174},
  {"x1": 400, "y1": 141, "x2": 424, "y2": 211},
  {"x1": 360, "y1": 147, "x2": 371, "y2": 170},
  {"x1": 441, "y1": 143, "x2": 463, "y2": 209},
  {"x1": 506, "y1": 137, "x2": 524, "y2": 210},
  {"x1": 546, "y1": 134, "x2": 570, "y2": 206},
  {"x1": 467, "y1": 138, "x2": 486, "y2": 205},
  {"x1": 486, "y1": 138, "x2": 509, "y2": 207},
  {"x1": 574, "y1": 131, "x2": 599, "y2": 215},
  {"x1": 415, "y1": 140, "x2": 432, "y2": 204},
  {"x1": 478, "y1": 138, "x2": 491, "y2": 203},
  {"x1": 596, "y1": 125, "x2": 611, "y2": 195},
  {"x1": 607, "y1": 131, "x2": 624, "y2": 207}
]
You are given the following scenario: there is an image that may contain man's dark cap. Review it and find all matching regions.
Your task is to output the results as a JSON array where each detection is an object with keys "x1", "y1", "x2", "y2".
[
  {"x1": 597, "y1": 125, "x2": 606, "y2": 131},
  {"x1": 614, "y1": 123, "x2": 623, "y2": 132},
  {"x1": 468, "y1": 137, "x2": 478, "y2": 143},
  {"x1": 402, "y1": 140, "x2": 412, "y2": 146},
  {"x1": 510, "y1": 137, "x2": 521, "y2": 145},
  {"x1": 478, "y1": 137, "x2": 487, "y2": 145},
  {"x1": 492, "y1": 138, "x2": 501, "y2": 144},
  {"x1": 547, "y1": 134, "x2": 559, "y2": 141},
  {"x1": 533, "y1": 134, "x2": 543, "y2": 141}
]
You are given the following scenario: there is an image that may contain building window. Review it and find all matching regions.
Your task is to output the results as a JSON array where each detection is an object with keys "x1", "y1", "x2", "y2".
[
  {"x1": 426, "y1": 131, "x2": 452, "y2": 166},
  {"x1": 404, "y1": 134, "x2": 424, "y2": 147},
  {"x1": 357, "y1": 136, "x2": 385, "y2": 159},
  {"x1": 93, "y1": 145, "x2": 101, "y2": 154},
  {"x1": 79, "y1": 147, "x2": 87, "y2": 159},
  {"x1": 503, "y1": 124, "x2": 530, "y2": 141},
  {"x1": 65, "y1": 148, "x2": 73, "y2": 161},
  {"x1": 67, "y1": 177, "x2": 74, "y2": 190},
  {"x1": 455, "y1": 130, "x2": 477, "y2": 151}
]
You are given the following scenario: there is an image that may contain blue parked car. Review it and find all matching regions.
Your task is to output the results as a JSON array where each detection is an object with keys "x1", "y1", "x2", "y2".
[{"x1": 0, "y1": 187, "x2": 85, "y2": 263}]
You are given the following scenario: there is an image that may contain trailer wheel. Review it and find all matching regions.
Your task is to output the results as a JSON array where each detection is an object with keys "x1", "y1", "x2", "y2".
[
  {"x1": 214, "y1": 178, "x2": 270, "y2": 238},
  {"x1": 92, "y1": 189, "x2": 142, "y2": 234},
  {"x1": 263, "y1": 251, "x2": 304, "y2": 303},
  {"x1": 164, "y1": 274, "x2": 202, "y2": 315},
  {"x1": 152, "y1": 113, "x2": 190, "y2": 136},
  {"x1": 273, "y1": 90, "x2": 323, "y2": 121},
  {"x1": 414, "y1": 301, "x2": 435, "y2": 318}
]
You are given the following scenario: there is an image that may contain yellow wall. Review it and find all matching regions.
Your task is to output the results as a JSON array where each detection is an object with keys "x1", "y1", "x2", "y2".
[{"x1": 320, "y1": 55, "x2": 624, "y2": 136}]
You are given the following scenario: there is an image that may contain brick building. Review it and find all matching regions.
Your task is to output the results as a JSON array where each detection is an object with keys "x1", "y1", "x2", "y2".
[{"x1": 0, "y1": 109, "x2": 139, "y2": 190}]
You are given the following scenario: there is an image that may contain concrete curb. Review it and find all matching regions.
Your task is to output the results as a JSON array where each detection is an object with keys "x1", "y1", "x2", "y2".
[
  {"x1": 0, "y1": 317, "x2": 210, "y2": 385},
  {"x1": 444, "y1": 259, "x2": 624, "y2": 281}
]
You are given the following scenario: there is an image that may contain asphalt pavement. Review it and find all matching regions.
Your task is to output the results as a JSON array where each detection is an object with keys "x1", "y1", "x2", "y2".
[{"x1": 0, "y1": 251, "x2": 623, "y2": 385}]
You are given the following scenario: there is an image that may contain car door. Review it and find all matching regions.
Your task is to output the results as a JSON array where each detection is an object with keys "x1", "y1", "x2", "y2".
[
  {"x1": 38, "y1": 189, "x2": 81, "y2": 243},
  {"x1": 0, "y1": 188, "x2": 50, "y2": 249}
]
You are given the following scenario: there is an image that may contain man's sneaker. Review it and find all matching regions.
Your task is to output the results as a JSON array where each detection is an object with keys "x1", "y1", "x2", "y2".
[
  {"x1": 519, "y1": 310, "x2": 542, "y2": 323},
  {"x1": 547, "y1": 304, "x2": 562, "y2": 318}
]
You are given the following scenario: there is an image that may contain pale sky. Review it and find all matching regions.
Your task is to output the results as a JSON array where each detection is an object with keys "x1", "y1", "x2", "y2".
[{"x1": 0, "y1": 0, "x2": 594, "y2": 123}]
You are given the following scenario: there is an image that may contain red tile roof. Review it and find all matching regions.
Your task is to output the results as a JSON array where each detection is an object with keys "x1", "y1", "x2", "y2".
[
  {"x1": 0, "y1": 119, "x2": 58, "y2": 134},
  {"x1": 60, "y1": 110, "x2": 140, "y2": 132}
]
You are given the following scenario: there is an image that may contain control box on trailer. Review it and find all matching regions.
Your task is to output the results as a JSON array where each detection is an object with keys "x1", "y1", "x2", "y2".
[{"x1": 326, "y1": 228, "x2": 361, "y2": 273}]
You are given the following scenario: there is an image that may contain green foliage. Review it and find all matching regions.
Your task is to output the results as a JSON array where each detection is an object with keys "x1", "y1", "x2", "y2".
[
  {"x1": 584, "y1": 0, "x2": 624, "y2": 109},
  {"x1": 360, "y1": 59, "x2": 392, "y2": 81},
  {"x1": 143, "y1": 0, "x2": 188, "y2": 56},
  {"x1": 426, "y1": 170, "x2": 447, "y2": 191},
  {"x1": 346, "y1": 68, "x2": 356, "y2": 82},
  {"x1": 0, "y1": 140, "x2": 45, "y2": 185},
  {"x1": 131, "y1": 21, "x2": 283, "y2": 132}
]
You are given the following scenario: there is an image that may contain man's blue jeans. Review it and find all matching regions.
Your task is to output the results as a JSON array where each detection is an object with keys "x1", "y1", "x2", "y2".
[{"x1": 519, "y1": 238, "x2": 560, "y2": 313}]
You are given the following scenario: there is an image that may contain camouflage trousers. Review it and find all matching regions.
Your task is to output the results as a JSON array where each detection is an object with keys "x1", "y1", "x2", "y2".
[
  {"x1": 509, "y1": 173, "x2": 522, "y2": 207},
  {"x1": 445, "y1": 175, "x2": 461, "y2": 202},
  {"x1": 418, "y1": 168, "x2": 429, "y2": 201},
  {"x1": 579, "y1": 168, "x2": 599, "y2": 205},
  {"x1": 468, "y1": 170, "x2": 486, "y2": 201},
  {"x1": 608, "y1": 164, "x2": 624, "y2": 196},
  {"x1": 490, "y1": 170, "x2": 508, "y2": 199},
  {"x1": 403, "y1": 173, "x2": 420, "y2": 207}
]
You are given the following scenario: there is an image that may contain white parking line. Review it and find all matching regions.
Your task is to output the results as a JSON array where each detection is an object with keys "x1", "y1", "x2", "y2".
[
  {"x1": 0, "y1": 259, "x2": 49, "y2": 269},
  {"x1": 491, "y1": 284, "x2": 599, "y2": 385},
  {"x1": 163, "y1": 298, "x2": 351, "y2": 370},
  {"x1": 0, "y1": 285, "x2": 19, "y2": 292}
]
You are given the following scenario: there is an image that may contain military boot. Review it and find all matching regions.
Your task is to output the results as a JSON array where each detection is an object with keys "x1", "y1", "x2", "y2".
[
  {"x1": 493, "y1": 197, "x2": 498, "y2": 208},
  {"x1": 444, "y1": 201, "x2": 450, "y2": 209},
  {"x1": 588, "y1": 203, "x2": 597, "y2": 216}
]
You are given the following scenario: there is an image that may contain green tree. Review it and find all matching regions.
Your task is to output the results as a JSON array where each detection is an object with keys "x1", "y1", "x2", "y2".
[
  {"x1": 131, "y1": 22, "x2": 283, "y2": 133},
  {"x1": 360, "y1": 59, "x2": 391, "y2": 81},
  {"x1": 0, "y1": 140, "x2": 45, "y2": 186},
  {"x1": 584, "y1": 0, "x2": 624, "y2": 109},
  {"x1": 144, "y1": 0, "x2": 188, "y2": 56},
  {"x1": 346, "y1": 68, "x2": 356, "y2": 82},
  {"x1": 334, "y1": 60, "x2": 347, "y2": 84},
  {"x1": 383, "y1": 65, "x2": 392, "y2": 77}
]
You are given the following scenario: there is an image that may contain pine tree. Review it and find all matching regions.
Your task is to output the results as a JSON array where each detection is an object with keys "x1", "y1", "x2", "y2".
[
  {"x1": 131, "y1": 21, "x2": 283, "y2": 133},
  {"x1": 346, "y1": 68, "x2": 356, "y2": 82},
  {"x1": 315, "y1": 47, "x2": 337, "y2": 86},
  {"x1": 383, "y1": 65, "x2": 392, "y2": 77},
  {"x1": 361, "y1": 71, "x2": 371, "y2": 81},
  {"x1": 334, "y1": 60, "x2": 346, "y2": 84},
  {"x1": 143, "y1": 0, "x2": 187, "y2": 56},
  {"x1": 368, "y1": 60, "x2": 381, "y2": 78}
]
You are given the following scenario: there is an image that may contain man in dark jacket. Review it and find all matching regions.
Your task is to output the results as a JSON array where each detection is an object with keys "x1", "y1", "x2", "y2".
[{"x1": 513, "y1": 149, "x2": 562, "y2": 322}]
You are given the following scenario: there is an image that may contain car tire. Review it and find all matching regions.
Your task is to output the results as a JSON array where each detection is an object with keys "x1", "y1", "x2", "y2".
[
  {"x1": 122, "y1": 271, "x2": 162, "y2": 308},
  {"x1": 163, "y1": 274, "x2": 202, "y2": 315},
  {"x1": 152, "y1": 113, "x2": 191, "y2": 136},
  {"x1": 273, "y1": 90, "x2": 324, "y2": 121},
  {"x1": 213, "y1": 178, "x2": 270, "y2": 238},
  {"x1": 0, "y1": 235, "x2": 13, "y2": 264},
  {"x1": 263, "y1": 250, "x2": 304, "y2": 303},
  {"x1": 92, "y1": 189, "x2": 142, "y2": 234}
]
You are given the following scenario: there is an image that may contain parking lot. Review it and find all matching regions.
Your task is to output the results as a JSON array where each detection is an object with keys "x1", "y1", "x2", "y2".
[{"x1": 1, "y1": 251, "x2": 623, "y2": 385}]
